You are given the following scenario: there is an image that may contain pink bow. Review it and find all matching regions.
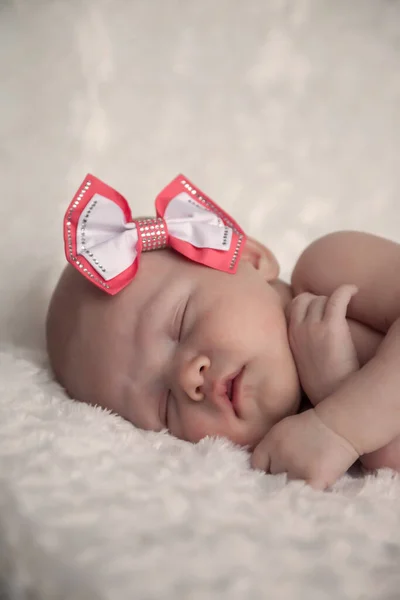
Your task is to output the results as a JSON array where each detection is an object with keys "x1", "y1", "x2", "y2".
[{"x1": 64, "y1": 174, "x2": 246, "y2": 295}]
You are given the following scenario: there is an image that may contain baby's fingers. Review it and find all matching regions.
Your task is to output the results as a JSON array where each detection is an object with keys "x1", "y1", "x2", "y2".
[
  {"x1": 289, "y1": 292, "x2": 318, "y2": 324},
  {"x1": 305, "y1": 295, "x2": 329, "y2": 323},
  {"x1": 324, "y1": 284, "x2": 358, "y2": 322}
]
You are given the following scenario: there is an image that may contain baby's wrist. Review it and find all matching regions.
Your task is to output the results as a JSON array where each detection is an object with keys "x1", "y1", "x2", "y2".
[
  {"x1": 304, "y1": 384, "x2": 333, "y2": 407},
  {"x1": 313, "y1": 403, "x2": 361, "y2": 457},
  {"x1": 303, "y1": 374, "x2": 355, "y2": 408},
  {"x1": 304, "y1": 357, "x2": 361, "y2": 407}
]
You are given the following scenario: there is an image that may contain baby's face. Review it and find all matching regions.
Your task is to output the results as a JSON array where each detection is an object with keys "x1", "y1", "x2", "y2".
[{"x1": 49, "y1": 245, "x2": 301, "y2": 449}]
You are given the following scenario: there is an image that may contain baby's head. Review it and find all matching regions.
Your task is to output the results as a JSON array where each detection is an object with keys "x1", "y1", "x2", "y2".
[
  {"x1": 47, "y1": 237, "x2": 300, "y2": 449},
  {"x1": 47, "y1": 174, "x2": 301, "y2": 449}
]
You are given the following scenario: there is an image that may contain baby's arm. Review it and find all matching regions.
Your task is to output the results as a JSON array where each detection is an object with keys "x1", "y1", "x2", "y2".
[
  {"x1": 314, "y1": 318, "x2": 400, "y2": 456},
  {"x1": 292, "y1": 230, "x2": 400, "y2": 454},
  {"x1": 252, "y1": 231, "x2": 400, "y2": 486},
  {"x1": 292, "y1": 230, "x2": 400, "y2": 336}
]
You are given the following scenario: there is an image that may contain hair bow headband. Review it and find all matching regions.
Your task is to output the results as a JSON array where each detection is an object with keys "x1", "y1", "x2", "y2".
[{"x1": 64, "y1": 174, "x2": 247, "y2": 295}]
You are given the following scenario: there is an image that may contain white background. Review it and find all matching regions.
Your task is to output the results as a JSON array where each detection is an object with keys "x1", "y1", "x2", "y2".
[{"x1": 1, "y1": 0, "x2": 400, "y2": 351}]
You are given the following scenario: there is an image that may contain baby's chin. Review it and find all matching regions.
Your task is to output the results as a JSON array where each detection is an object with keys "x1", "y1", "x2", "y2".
[{"x1": 249, "y1": 393, "x2": 301, "y2": 447}]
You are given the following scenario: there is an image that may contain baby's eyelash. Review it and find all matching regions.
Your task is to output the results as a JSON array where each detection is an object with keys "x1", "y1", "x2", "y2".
[
  {"x1": 178, "y1": 300, "x2": 189, "y2": 341},
  {"x1": 165, "y1": 390, "x2": 170, "y2": 430},
  {"x1": 172, "y1": 298, "x2": 189, "y2": 342}
]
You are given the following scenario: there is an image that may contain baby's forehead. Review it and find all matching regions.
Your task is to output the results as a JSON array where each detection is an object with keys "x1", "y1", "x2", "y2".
[{"x1": 93, "y1": 251, "x2": 185, "y2": 314}]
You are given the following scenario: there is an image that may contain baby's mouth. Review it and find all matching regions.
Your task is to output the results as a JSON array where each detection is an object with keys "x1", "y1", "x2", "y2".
[
  {"x1": 224, "y1": 367, "x2": 245, "y2": 416},
  {"x1": 227, "y1": 378, "x2": 233, "y2": 402}
]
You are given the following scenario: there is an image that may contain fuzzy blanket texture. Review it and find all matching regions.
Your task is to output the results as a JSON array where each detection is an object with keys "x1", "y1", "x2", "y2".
[{"x1": 1, "y1": 1, "x2": 400, "y2": 599}]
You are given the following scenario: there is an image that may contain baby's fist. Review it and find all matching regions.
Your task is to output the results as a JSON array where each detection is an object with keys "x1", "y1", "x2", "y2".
[
  {"x1": 251, "y1": 409, "x2": 359, "y2": 489},
  {"x1": 288, "y1": 284, "x2": 359, "y2": 405}
]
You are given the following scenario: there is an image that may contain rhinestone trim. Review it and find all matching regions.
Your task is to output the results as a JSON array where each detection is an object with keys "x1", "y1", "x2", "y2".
[
  {"x1": 180, "y1": 178, "x2": 243, "y2": 270},
  {"x1": 136, "y1": 217, "x2": 168, "y2": 251},
  {"x1": 66, "y1": 179, "x2": 110, "y2": 290},
  {"x1": 229, "y1": 234, "x2": 243, "y2": 270}
]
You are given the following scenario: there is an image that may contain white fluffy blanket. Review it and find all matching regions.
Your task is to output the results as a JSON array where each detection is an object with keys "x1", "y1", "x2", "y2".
[
  {"x1": 2, "y1": 348, "x2": 400, "y2": 600},
  {"x1": 2, "y1": 0, "x2": 400, "y2": 598}
]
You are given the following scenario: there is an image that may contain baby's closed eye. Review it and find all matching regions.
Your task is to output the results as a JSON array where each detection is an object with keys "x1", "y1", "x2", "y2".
[
  {"x1": 171, "y1": 298, "x2": 189, "y2": 342},
  {"x1": 161, "y1": 389, "x2": 170, "y2": 430}
]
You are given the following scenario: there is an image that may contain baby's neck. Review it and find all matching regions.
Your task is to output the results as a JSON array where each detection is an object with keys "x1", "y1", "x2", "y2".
[{"x1": 270, "y1": 279, "x2": 293, "y2": 318}]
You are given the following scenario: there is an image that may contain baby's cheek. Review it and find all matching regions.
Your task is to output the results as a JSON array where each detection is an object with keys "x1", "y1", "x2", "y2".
[
  {"x1": 202, "y1": 307, "x2": 265, "y2": 350},
  {"x1": 176, "y1": 408, "x2": 226, "y2": 443},
  {"x1": 180, "y1": 414, "x2": 218, "y2": 443}
]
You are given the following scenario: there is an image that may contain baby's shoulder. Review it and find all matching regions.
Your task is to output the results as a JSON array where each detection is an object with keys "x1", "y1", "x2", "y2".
[{"x1": 291, "y1": 230, "x2": 400, "y2": 333}]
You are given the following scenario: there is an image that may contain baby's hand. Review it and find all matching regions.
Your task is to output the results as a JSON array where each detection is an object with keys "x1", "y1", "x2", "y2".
[
  {"x1": 251, "y1": 409, "x2": 359, "y2": 489},
  {"x1": 288, "y1": 284, "x2": 359, "y2": 405}
]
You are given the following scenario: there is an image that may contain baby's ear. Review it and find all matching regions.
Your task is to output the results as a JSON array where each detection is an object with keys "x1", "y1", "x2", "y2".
[{"x1": 240, "y1": 237, "x2": 280, "y2": 281}]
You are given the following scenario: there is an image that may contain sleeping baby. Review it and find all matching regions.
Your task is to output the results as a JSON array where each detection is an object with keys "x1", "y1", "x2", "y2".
[{"x1": 46, "y1": 174, "x2": 400, "y2": 489}]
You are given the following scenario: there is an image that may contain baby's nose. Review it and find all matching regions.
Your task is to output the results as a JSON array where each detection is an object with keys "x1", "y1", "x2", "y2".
[{"x1": 180, "y1": 355, "x2": 210, "y2": 401}]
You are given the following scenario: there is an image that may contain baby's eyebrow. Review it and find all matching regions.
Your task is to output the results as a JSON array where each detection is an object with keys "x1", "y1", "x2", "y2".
[
  {"x1": 140, "y1": 294, "x2": 165, "y2": 326},
  {"x1": 132, "y1": 290, "x2": 167, "y2": 352}
]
